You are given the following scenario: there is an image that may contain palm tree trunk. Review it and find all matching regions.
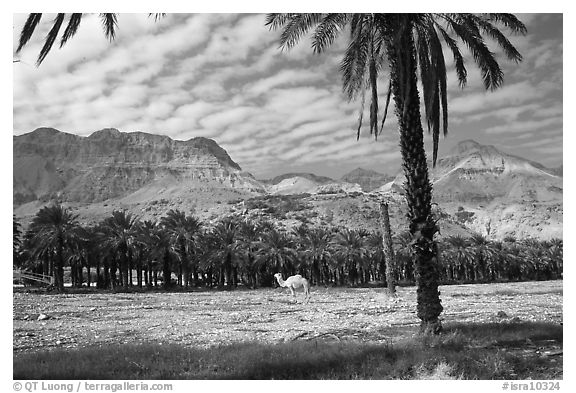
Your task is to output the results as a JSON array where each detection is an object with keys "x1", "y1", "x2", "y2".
[
  {"x1": 163, "y1": 248, "x2": 171, "y2": 289},
  {"x1": 312, "y1": 257, "x2": 320, "y2": 285},
  {"x1": 137, "y1": 256, "x2": 143, "y2": 288},
  {"x1": 55, "y1": 234, "x2": 65, "y2": 292},
  {"x1": 225, "y1": 253, "x2": 233, "y2": 288},
  {"x1": 96, "y1": 258, "x2": 101, "y2": 288},
  {"x1": 104, "y1": 258, "x2": 111, "y2": 289},
  {"x1": 128, "y1": 249, "x2": 133, "y2": 287},
  {"x1": 380, "y1": 202, "x2": 396, "y2": 295},
  {"x1": 388, "y1": 22, "x2": 443, "y2": 334}
]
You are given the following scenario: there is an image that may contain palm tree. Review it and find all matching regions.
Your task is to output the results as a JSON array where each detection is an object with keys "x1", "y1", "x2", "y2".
[
  {"x1": 237, "y1": 218, "x2": 265, "y2": 288},
  {"x1": 147, "y1": 223, "x2": 178, "y2": 289},
  {"x1": 160, "y1": 209, "x2": 202, "y2": 287},
  {"x1": 302, "y1": 227, "x2": 333, "y2": 285},
  {"x1": 208, "y1": 217, "x2": 241, "y2": 288},
  {"x1": 27, "y1": 203, "x2": 82, "y2": 292},
  {"x1": 469, "y1": 233, "x2": 499, "y2": 281},
  {"x1": 13, "y1": 215, "x2": 23, "y2": 267},
  {"x1": 366, "y1": 231, "x2": 385, "y2": 281},
  {"x1": 136, "y1": 220, "x2": 159, "y2": 288},
  {"x1": 101, "y1": 210, "x2": 139, "y2": 289},
  {"x1": 546, "y1": 238, "x2": 563, "y2": 278},
  {"x1": 255, "y1": 227, "x2": 296, "y2": 279},
  {"x1": 442, "y1": 235, "x2": 477, "y2": 282},
  {"x1": 267, "y1": 13, "x2": 525, "y2": 333},
  {"x1": 332, "y1": 228, "x2": 367, "y2": 286},
  {"x1": 393, "y1": 230, "x2": 414, "y2": 283}
]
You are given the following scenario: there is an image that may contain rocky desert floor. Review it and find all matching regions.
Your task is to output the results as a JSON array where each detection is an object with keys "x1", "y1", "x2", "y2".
[{"x1": 13, "y1": 280, "x2": 563, "y2": 355}]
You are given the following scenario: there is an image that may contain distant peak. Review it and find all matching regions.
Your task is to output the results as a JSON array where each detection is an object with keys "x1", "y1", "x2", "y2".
[
  {"x1": 31, "y1": 127, "x2": 62, "y2": 135},
  {"x1": 88, "y1": 128, "x2": 121, "y2": 138},
  {"x1": 17, "y1": 127, "x2": 77, "y2": 140}
]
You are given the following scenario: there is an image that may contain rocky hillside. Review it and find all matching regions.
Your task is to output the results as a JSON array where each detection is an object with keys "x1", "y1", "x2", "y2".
[
  {"x1": 13, "y1": 127, "x2": 264, "y2": 207},
  {"x1": 378, "y1": 140, "x2": 562, "y2": 239},
  {"x1": 13, "y1": 130, "x2": 562, "y2": 240},
  {"x1": 267, "y1": 175, "x2": 363, "y2": 196},
  {"x1": 379, "y1": 140, "x2": 562, "y2": 203},
  {"x1": 13, "y1": 128, "x2": 268, "y2": 225}
]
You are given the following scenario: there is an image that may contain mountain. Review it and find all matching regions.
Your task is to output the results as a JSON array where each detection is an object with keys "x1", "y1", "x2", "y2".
[
  {"x1": 340, "y1": 167, "x2": 394, "y2": 191},
  {"x1": 267, "y1": 176, "x2": 320, "y2": 195},
  {"x1": 262, "y1": 172, "x2": 334, "y2": 185},
  {"x1": 376, "y1": 139, "x2": 562, "y2": 239},
  {"x1": 378, "y1": 139, "x2": 563, "y2": 203},
  {"x1": 13, "y1": 127, "x2": 264, "y2": 207},
  {"x1": 267, "y1": 176, "x2": 362, "y2": 195}
]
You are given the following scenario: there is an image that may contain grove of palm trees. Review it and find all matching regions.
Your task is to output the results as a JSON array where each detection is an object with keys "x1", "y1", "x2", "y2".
[{"x1": 14, "y1": 203, "x2": 563, "y2": 292}]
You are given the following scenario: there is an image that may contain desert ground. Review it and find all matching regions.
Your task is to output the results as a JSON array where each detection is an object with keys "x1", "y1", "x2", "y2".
[{"x1": 13, "y1": 280, "x2": 562, "y2": 354}]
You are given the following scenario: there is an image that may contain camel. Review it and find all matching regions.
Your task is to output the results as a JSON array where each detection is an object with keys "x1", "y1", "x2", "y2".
[{"x1": 274, "y1": 273, "x2": 311, "y2": 303}]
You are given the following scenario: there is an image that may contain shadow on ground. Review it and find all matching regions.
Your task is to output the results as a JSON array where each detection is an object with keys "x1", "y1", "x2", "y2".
[{"x1": 14, "y1": 321, "x2": 562, "y2": 380}]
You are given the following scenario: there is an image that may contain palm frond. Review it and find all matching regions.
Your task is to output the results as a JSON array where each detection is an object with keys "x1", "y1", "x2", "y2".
[
  {"x1": 487, "y1": 13, "x2": 527, "y2": 34},
  {"x1": 16, "y1": 13, "x2": 43, "y2": 53},
  {"x1": 279, "y1": 13, "x2": 323, "y2": 50},
  {"x1": 445, "y1": 15, "x2": 504, "y2": 90},
  {"x1": 100, "y1": 13, "x2": 118, "y2": 41},
  {"x1": 312, "y1": 13, "x2": 349, "y2": 54},
  {"x1": 265, "y1": 13, "x2": 297, "y2": 30},
  {"x1": 435, "y1": 22, "x2": 468, "y2": 88},
  {"x1": 149, "y1": 13, "x2": 166, "y2": 22},
  {"x1": 356, "y1": 85, "x2": 366, "y2": 140},
  {"x1": 37, "y1": 13, "x2": 65, "y2": 65},
  {"x1": 469, "y1": 14, "x2": 523, "y2": 62},
  {"x1": 340, "y1": 15, "x2": 371, "y2": 101},
  {"x1": 60, "y1": 13, "x2": 83, "y2": 48},
  {"x1": 378, "y1": 79, "x2": 392, "y2": 135},
  {"x1": 369, "y1": 53, "x2": 379, "y2": 137}
]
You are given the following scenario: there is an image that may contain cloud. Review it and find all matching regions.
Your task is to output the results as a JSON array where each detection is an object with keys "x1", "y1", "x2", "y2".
[
  {"x1": 449, "y1": 81, "x2": 542, "y2": 115},
  {"x1": 485, "y1": 116, "x2": 562, "y2": 134},
  {"x1": 244, "y1": 69, "x2": 325, "y2": 97}
]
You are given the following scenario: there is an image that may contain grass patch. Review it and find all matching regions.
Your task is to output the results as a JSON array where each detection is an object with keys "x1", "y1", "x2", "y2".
[{"x1": 14, "y1": 322, "x2": 562, "y2": 380}]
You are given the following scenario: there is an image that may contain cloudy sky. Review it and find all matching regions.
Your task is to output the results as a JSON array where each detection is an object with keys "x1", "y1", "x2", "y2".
[{"x1": 12, "y1": 13, "x2": 563, "y2": 179}]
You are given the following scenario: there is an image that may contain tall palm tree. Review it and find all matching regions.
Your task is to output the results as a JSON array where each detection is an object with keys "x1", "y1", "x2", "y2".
[
  {"x1": 267, "y1": 13, "x2": 525, "y2": 333},
  {"x1": 28, "y1": 203, "x2": 82, "y2": 292},
  {"x1": 160, "y1": 209, "x2": 202, "y2": 287}
]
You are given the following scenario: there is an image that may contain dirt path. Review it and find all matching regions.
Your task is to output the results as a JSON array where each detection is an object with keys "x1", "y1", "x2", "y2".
[{"x1": 13, "y1": 280, "x2": 562, "y2": 353}]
